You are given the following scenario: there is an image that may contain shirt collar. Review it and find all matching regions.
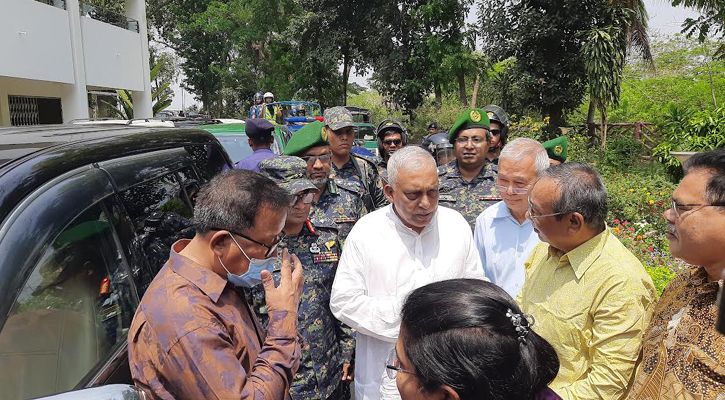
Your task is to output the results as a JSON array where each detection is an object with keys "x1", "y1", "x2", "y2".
[
  {"x1": 688, "y1": 266, "x2": 722, "y2": 292},
  {"x1": 547, "y1": 227, "x2": 610, "y2": 280},
  {"x1": 387, "y1": 204, "x2": 437, "y2": 236},
  {"x1": 492, "y1": 202, "x2": 531, "y2": 226},
  {"x1": 253, "y1": 148, "x2": 274, "y2": 154},
  {"x1": 168, "y1": 239, "x2": 228, "y2": 303}
]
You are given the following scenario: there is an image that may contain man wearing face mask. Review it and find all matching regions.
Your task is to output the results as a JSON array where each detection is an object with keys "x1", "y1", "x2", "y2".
[
  {"x1": 128, "y1": 170, "x2": 304, "y2": 400},
  {"x1": 250, "y1": 156, "x2": 355, "y2": 400}
]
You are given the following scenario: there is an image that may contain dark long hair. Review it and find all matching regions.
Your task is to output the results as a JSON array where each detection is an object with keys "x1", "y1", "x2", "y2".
[{"x1": 400, "y1": 279, "x2": 559, "y2": 400}]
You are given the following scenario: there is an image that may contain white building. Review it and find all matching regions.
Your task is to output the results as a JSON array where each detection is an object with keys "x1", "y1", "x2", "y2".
[{"x1": 0, "y1": 0, "x2": 152, "y2": 126}]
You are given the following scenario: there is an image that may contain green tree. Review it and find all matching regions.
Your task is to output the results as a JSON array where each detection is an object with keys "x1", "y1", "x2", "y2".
[
  {"x1": 673, "y1": 0, "x2": 725, "y2": 58},
  {"x1": 102, "y1": 62, "x2": 173, "y2": 119}
]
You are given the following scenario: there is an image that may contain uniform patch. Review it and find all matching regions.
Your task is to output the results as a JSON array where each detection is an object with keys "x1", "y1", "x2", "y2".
[
  {"x1": 324, "y1": 240, "x2": 336, "y2": 251},
  {"x1": 554, "y1": 145, "x2": 563, "y2": 155},
  {"x1": 321, "y1": 126, "x2": 329, "y2": 142},
  {"x1": 314, "y1": 252, "x2": 339, "y2": 263},
  {"x1": 470, "y1": 110, "x2": 482, "y2": 122},
  {"x1": 334, "y1": 217, "x2": 358, "y2": 223},
  {"x1": 487, "y1": 111, "x2": 495, "y2": 119},
  {"x1": 439, "y1": 195, "x2": 456, "y2": 202},
  {"x1": 481, "y1": 195, "x2": 502, "y2": 201},
  {"x1": 309, "y1": 243, "x2": 320, "y2": 254}
]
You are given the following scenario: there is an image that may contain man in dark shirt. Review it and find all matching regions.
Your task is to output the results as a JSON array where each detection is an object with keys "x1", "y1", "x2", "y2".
[
  {"x1": 128, "y1": 170, "x2": 303, "y2": 399},
  {"x1": 235, "y1": 118, "x2": 277, "y2": 172}
]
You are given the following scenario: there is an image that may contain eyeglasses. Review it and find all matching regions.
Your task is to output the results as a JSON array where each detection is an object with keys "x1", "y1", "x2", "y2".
[
  {"x1": 212, "y1": 228, "x2": 285, "y2": 258},
  {"x1": 300, "y1": 154, "x2": 331, "y2": 166},
  {"x1": 383, "y1": 139, "x2": 403, "y2": 146},
  {"x1": 671, "y1": 198, "x2": 725, "y2": 218},
  {"x1": 489, "y1": 129, "x2": 502, "y2": 136},
  {"x1": 526, "y1": 198, "x2": 570, "y2": 219},
  {"x1": 385, "y1": 349, "x2": 417, "y2": 380},
  {"x1": 454, "y1": 136, "x2": 487, "y2": 146},
  {"x1": 495, "y1": 183, "x2": 532, "y2": 195},
  {"x1": 291, "y1": 192, "x2": 314, "y2": 206}
]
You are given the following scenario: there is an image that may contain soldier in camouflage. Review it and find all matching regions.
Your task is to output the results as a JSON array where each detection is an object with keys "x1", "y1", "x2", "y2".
[
  {"x1": 284, "y1": 120, "x2": 372, "y2": 244},
  {"x1": 251, "y1": 156, "x2": 355, "y2": 400},
  {"x1": 438, "y1": 108, "x2": 501, "y2": 231}
]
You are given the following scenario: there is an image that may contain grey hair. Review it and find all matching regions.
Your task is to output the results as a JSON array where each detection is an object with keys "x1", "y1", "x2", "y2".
[
  {"x1": 499, "y1": 138, "x2": 550, "y2": 175},
  {"x1": 540, "y1": 162, "x2": 608, "y2": 229},
  {"x1": 387, "y1": 146, "x2": 437, "y2": 188},
  {"x1": 193, "y1": 170, "x2": 291, "y2": 234}
]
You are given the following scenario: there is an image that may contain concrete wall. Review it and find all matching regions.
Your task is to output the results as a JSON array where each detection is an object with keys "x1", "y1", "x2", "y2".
[
  {"x1": 0, "y1": 77, "x2": 71, "y2": 126},
  {"x1": 0, "y1": 0, "x2": 75, "y2": 84},
  {"x1": 81, "y1": 17, "x2": 144, "y2": 91}
]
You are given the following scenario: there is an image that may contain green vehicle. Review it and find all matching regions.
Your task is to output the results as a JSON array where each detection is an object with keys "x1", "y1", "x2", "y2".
[
  {"x1": 198, "y1": 123, "x2": 286, "y2": 164},
  {"x1": 345, "y1": 106, "x2": 378, "y2": 156}
]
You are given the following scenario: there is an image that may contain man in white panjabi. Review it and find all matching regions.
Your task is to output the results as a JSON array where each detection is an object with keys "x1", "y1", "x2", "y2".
[{"x1": 330, "y1": 146, "x2": 486, "y2": 400}]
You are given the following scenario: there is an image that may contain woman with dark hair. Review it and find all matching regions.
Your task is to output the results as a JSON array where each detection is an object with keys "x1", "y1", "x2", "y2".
[{"x1": 388, "y1": 279, "x2": 561, "y2": 400}]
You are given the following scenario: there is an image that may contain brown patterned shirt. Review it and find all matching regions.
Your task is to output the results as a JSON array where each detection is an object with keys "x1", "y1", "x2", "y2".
[
  {"x1": 627, "y1": 267, "x2": 725, "y2": 400},
  {"x1": 128, "y1": 240, "x2": 301, "y2": 400}
]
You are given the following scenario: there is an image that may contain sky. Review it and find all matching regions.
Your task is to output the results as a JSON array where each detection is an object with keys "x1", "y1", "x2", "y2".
[{"x1": 168, "y1": 0, "x2": 702, "y2": 109}]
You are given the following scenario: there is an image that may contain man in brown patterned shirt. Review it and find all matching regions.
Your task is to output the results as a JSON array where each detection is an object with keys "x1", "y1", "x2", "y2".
[
  {"x1": 627, "y1": 149, "x2": 725, "y2": 400},
  {"x1": 128, "y1": 170, "x2": 304, "y2": 399}
]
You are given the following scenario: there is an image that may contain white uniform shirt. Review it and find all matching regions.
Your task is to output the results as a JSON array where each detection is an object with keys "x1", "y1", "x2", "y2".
[
  {"x1": 473, "y1": 200, "x2": 540, "y2": 298},
  {"x1": 330, "y1": 205, "x2": 485, "y2": 400}
]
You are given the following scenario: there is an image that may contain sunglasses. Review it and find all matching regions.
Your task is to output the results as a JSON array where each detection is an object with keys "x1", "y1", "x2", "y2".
[
  {"x1": 301, "y1": 154, "x2": 332, "y2": 166},
  {"x1": 290, "y1": 192, "x2": 314, "y2": 206},
  {"x1": 383, "y1": 139, "x2": 403, "y2": 146},
  {"x1": 489, "y1": 129, "x2": 502, "y2": 136}
]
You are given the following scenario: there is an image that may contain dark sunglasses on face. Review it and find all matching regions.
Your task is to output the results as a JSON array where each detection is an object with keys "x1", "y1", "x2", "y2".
[
  {"x1": 383, "y1": 139, "x2": 403, "y2": 146},
  {"x1": 489, "y1": 129, "x2": 502, "y2": 136},
  {"x1": 301, "y1": 154, "x2": 332, "y2": 166},
  {"x1": 212, "y1": 227, "x2": 285, "y2": 258},
  {"x1": 290, "y1": 192, "x2": 314, "y2": 206}
]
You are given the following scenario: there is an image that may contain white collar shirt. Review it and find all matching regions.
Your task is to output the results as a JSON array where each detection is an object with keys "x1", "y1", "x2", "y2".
[
  {"x1": 330, "y1": 204, "x2": 485, "y2": 400},
  {"x1": 473, "y1": 200, "x2": 540, "y2": 298}
]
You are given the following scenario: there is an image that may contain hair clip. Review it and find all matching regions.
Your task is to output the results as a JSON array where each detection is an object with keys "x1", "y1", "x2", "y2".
[{"x1": 506, "y1": 309, "x2": 535, "y2": 344}]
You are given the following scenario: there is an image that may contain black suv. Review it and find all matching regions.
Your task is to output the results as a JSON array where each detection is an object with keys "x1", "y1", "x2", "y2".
[{"x1": 0, "y1": 125, "x2": 231, "y2": 399}]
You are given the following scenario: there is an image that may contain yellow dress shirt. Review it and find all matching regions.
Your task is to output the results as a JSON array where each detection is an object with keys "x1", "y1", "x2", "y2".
[{"x1": 517, "y1": 227, "x2": 657, "y2": 400}]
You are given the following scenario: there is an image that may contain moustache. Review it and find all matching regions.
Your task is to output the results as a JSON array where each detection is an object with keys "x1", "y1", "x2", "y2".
[{"x1": 666, "y1": 223, "x2": 678, "y2": 237}]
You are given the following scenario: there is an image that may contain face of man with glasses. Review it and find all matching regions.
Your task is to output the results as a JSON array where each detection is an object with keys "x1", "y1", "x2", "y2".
[
  {"x1": 453, "y1": 128, "x2": 489, "y2": 169},
  {"x1": 664, "y1": 169, "x2": 725, "y2": 272},
  {"x1": 301, "y1": 146, "x2": 332, "y2": 189},
  {"x1": 382, "y1": 131, "x2": 404, "y2": 160},
  {"x1": 525, "y1": 177, "x2": 575, "y2": 251},
  {"x1": 496, "y1": 156, "x2": 539, "y2": 217}
]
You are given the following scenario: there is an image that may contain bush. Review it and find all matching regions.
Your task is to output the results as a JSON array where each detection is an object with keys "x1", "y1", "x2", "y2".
[{"x1": 601, "y1": 135, "x2": 644, "y2": 172}]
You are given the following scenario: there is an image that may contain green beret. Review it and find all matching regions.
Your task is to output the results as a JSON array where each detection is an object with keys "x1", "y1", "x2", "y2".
[
  {"x1": 284, "y1": 121, "x2": 329, "y2": 156},
  {"x1": 542, "y1": 136, "x2": 568, "y2": 162},
  {"x1": 448, "y1": 108, "x2": 491, "y2": 142}
]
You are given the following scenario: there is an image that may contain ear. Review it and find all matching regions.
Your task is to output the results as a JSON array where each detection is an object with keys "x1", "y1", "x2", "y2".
[
  {"x1": 437, "y1": 385, "x2": 460, "y2": 400},
  {"x1": 247, "y1": 138, "x2": 253, "y2": 147},
  {"x1": 568, "y1": 212, "x2": 585, "y2": 235},
  {"x1": 209, "y1": 231, "x2": 231, "y2": 258},
  {"x1": 384, "y1": 184, "x2": 395, "y2": 203}
]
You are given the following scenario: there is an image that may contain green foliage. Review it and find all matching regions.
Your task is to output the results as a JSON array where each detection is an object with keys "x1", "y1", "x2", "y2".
[
  {"x1": 101, "y1": 62, "x2": 173, "y2": 119},
  {"x1": 672, "y1": 0, "x2": 725, "y2": 59},
  {"x1": 601, "y1": 135, "x2": 644, "y2": 171}
]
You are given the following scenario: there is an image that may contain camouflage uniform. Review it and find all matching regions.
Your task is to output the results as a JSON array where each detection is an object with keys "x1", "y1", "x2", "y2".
[
  {"x1": 438, "y1": 160, "x2": 501, "y2": 231},
  {"x1": 249, "y1": 216, "x2": 354, "y2": 400}
]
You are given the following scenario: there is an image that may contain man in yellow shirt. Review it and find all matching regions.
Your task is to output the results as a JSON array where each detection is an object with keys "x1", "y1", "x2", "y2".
[{"x1": 518, "y1": 162, "x2": 656, "y2": 400}]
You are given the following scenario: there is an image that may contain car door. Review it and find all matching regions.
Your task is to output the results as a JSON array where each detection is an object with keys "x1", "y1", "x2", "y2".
[{"x1": 0, "y1": 167, "x2": 140, "y2": 400}]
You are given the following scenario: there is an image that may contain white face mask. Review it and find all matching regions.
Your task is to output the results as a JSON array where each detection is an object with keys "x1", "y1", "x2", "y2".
[{"x1": 218, "y1": 234, "x2": 277, "y2": 288}]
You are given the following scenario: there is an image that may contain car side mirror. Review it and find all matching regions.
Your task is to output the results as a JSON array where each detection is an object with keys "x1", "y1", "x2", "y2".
[{"x1": 35, "y1": 385, "x2": 146, "y2": 400}]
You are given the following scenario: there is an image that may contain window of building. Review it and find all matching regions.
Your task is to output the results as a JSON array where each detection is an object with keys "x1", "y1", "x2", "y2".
[{"x1": 8, "y1": 96, "x2": 63, "y2": 126}]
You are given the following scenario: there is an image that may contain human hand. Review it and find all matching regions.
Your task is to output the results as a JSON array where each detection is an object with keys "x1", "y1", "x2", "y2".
[
  {"x1": 262, "y1": 249, "x2": 303, "y2": 313},
  {"x1": 342, "y1": 363, "x2": 354, "y2": 382}
]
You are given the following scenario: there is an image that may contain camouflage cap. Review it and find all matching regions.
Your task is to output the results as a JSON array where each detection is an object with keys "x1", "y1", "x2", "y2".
[
  {"x1": 283, "y1": 121, "x2": 329, "y2": 156},
  {"x1": 258, "y1": 156, "x2": 318, "y2": 195},
  {"x1": 448, "y1": 108, "x2": 491, "y2": 142},
  {"x1": 542, "y1": 136, "x2": 568, "y2": 162},
  {"x1": 323, "y1": 107, "x2": 355, "y2": 131}
]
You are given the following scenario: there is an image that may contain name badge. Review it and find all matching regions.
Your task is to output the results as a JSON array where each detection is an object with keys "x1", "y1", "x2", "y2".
[{"x1": 439, "y1": 195, "x2": 456, "y2": 202}]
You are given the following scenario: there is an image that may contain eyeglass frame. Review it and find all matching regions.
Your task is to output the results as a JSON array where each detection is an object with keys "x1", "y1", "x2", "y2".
[
  {"x1": 385, "y1": 348, "x2": 417, "y2": 380},
  {"x1": 290, "y1": 191, "x2": 314, "y2": 206},
  {"x1": 454, "y1": 135, "x2": 488, "y2": 146},
  {"x1": 300, "y1": 153, "x2": 332, "y2": 166},
  {"x1": 383, "y1": 139, "x2": 403, "y2": 146},
  {"x1": 211, "y1": 227, "x2": 285, "y2": 258},
  {"x1": 526, "y1": 197, "x2": 571, "y2": 219},
  {"x1": 670, "y1": 198, "x2": 725, "y2": 218},
  {"x1": 495, "y1": 181, "x2": 533, "y2": 196}
]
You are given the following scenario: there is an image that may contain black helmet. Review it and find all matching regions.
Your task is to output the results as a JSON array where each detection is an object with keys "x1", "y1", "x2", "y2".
[
  {"x1": 482, "y1": 105, "x2": 509, "y2": 146},
  {"x1": 427, "y1": 121, "x2": 439, "y2": 130},
  {"x1": 424, "y1": 132, "x2": 455, "y2": 166},
  {"x1": 376, "y1": 119, "x2": 408, "y2": 161}
]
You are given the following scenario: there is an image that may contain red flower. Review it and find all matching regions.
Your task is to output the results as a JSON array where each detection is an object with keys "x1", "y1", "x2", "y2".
[
  {"x1": 613, "y1": 219, "x2": 621, "y2": 225},
  {"x1": 648, "y1": 247, "x2": 654, "y2": 252}
]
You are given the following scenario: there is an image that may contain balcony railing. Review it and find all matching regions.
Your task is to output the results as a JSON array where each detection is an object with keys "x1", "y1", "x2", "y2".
[
  {"x1": 34, "y1": 0, "x2": 66, "y2": 10},
  {"x1": 79, "y1": 2, "x2": 139, "y2": 33}
]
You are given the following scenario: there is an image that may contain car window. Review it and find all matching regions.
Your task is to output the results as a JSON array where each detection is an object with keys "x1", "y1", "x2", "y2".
[
  {"x1": 0, "y1": 203, "x2": 137, "y2": 400},
  {"x1": 355, "y1": 125, "x2": 376, "y2": 141},
  {"x1": 120, "y1": 173, "x2": 196, "y2": 283},
  {"x1": 216, "y1": 135, "x2": 254, "y2": 164},
  {"x1": 185, "y1": 144, "x2": 228, "y2": 181}
]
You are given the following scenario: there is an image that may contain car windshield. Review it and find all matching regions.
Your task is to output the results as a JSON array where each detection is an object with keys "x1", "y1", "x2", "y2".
[
  {"x1": 355, "y1": 125, "x2": 376, "y2": 141},
  {"x1": 216, "y1": 135, "x2": 254, "y2": 163}
]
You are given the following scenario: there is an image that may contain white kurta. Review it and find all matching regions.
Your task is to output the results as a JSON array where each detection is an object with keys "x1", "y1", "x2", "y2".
[{"x1": 330, "y1": 204, "x2": 485, "y2": 400}]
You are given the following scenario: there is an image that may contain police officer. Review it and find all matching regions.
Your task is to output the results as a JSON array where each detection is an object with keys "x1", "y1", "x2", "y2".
[
  {"x1": 324, "y1": 107, "x2": 387, "y2": 211},
  {"x1": 282, "y1": 121, "x2": 364, "y2": 244},
  {"x1": 249, "y1": 92, "x2": 264, "y2": 118},
  {"x1": 438, "y1": 108, "x2": 501, "y2": 231},
  {"x1": 482, "y1": 105, "x2": 510, "y2": 164},
  {"x1": 263, "y1": 92, "x2": 282, "y2": 123},
  {"x1": 423, "y1": 132, "x2": 456, "y2": 167},
  {"x1": 253, "y1": 156, "x2": 354, "y2": 400},
  {"x1": 233, "y1": 118, "x2": 276, "y2": 172},
  {"x1": 427, "y1": 121, "x2": 439, "y2": 135},
  {"x1": 542, "y1": 136, "x2": 568, "y2": 165},
  {"x1": 375, "y1": 119, "x2": 407, "y2": 174}
]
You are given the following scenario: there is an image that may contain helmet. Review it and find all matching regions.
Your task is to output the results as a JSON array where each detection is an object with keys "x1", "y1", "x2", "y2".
[
  {"x1": 424, "y1": 132, "x2": 455, "y2": 166},
  {"x1": 427, "y1": 121, "x2": 439, "y2": 131},
  {"x1": 482, "y1": 105, "x2": 510, "y2": 146},
  {"x1": 253, "y1": 92, "x2": 263, "y2": 104},
  {"x1": 263, "y1": 92, "x2": 274, "y2": 100},
  {"x1": 376, "y1": 119, "x2": 408, "y2": 161}
]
